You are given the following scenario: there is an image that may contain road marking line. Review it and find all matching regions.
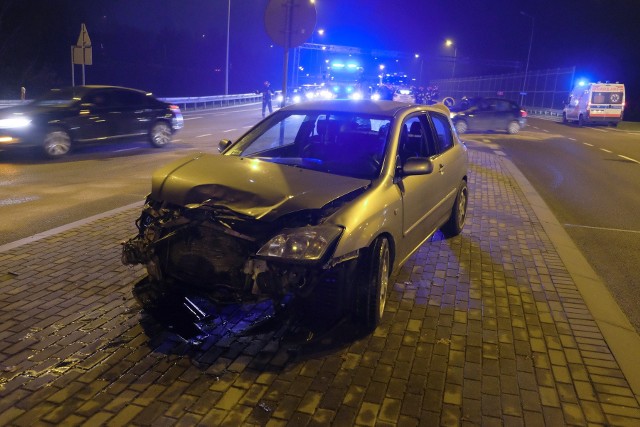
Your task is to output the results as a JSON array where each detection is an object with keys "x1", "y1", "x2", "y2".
[
  {"x1": 0, "y1": 201, "x2": 144, "y2": 253},
  {"x1": 587, "y1": 127, "x2": 608, "y2": 133},
  {"x1": 568, "y1": 137, "x2": 577, "y2": 141},
  {"x1": 565, "y1": 223, "x2": 640, "y2": 234},
  {"x1": 618, "y1": 155, "x2": 640, "y2": 164},
  {"x1": 223, "y1": 129, "x2": 237, "y2": 133},
  {"x1": 583, "y1": 142, "x2": 593, "y2": 146},
  {"x1": 196, "y1": 134, "x2": 212, "y2": 138},
  {"x1": 184, "y1": 117, "x2": 202, "y2": 120},
  {"x1": 600, "y1": 148, "x2": 612, "y2": 153}
]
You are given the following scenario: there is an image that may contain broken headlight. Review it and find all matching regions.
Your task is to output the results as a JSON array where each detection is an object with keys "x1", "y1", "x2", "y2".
[{"x1": 256, "y1": 225, "x2": 342, "y2": 262}]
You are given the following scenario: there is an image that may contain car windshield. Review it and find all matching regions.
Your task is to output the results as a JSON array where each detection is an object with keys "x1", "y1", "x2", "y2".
[
  {"x1": 225, "y1": 110, "x2": 391, "y2": 180},
  {"x1": 30, "y1": 88, "x2": 84, "y2": 107}
]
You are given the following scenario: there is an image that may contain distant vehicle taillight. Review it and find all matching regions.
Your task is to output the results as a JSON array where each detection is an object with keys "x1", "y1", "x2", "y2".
[
  {"x1": 170, "y1": 105, "x2": 181, "y2": 113},
  {"x1": 520, "y1": 109, "x2": 527, "y2": 117}
]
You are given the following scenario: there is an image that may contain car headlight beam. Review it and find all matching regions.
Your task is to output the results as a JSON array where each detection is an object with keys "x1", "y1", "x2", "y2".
[
  {"x1": 0, "y1": 117, "x2": 32, "y2": 129},
  {"x1": 257, "y1": 225, "x2": 343, "y2": 262}
]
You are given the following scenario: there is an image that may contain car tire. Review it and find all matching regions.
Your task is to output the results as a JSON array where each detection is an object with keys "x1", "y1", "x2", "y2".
[
  {"x1": 578, "y1": 115, "x2": 584, "y2": 127},
  {"x1": 562, "y1": 112, "x2": 568, "y2": 124},
  {"x1": 507, "y1": 121, "x2": 520, "y2": 134},
  {"x1": 43, "y1": 127, "x2": 72, "y2": 158},
  {"x1": 149, "y1": 122, "x2": 172, "y2": 147},
  {"x1": 356, "y1": 236, "x2": 390, "y2": 333},
  {"x1": 454, "y1": 120, "x2": 468, "y2": 134},
  {"x1": 442, "y1": 180, "x2": 468, "y2": 238}
]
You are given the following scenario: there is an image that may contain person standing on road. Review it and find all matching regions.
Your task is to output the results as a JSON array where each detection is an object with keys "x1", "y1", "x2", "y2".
[{"x1": 262, "y1": 81, "x2": 273, "y2": 118}]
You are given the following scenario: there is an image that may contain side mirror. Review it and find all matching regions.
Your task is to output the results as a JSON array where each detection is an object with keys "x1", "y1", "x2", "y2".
[
  {"x1": 401, "y1": 157, "x2": 433, "y2": 176},
  {"x1": 218, "y1": 139, "x2": 232, "y2": 153}
]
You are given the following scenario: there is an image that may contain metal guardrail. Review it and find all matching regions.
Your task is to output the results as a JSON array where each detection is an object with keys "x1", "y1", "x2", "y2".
[
  {"x1": 525, "y1": 107, "x2": 564, "y2": 122},
  {"x1": 160, "y1": 93, "x2": 262, "y2": 110},
  {"x1": 0, "y1": 93, "x2": 262, "y2": 110}
]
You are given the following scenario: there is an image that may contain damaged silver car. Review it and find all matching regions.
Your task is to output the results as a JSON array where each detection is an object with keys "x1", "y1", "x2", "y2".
[{"x1": 122, "y1": 100, "x2": 468, "y2": 333}]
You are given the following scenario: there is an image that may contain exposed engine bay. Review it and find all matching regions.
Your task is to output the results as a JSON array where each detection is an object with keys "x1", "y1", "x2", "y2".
[{"x1": 121, "y1": 196, "x2": 360, "y2": 316}]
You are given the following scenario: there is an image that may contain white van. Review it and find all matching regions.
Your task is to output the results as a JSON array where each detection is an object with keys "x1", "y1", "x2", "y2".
[{"x1": 562, "y1": 82, "x2": 625, "y2": 126}]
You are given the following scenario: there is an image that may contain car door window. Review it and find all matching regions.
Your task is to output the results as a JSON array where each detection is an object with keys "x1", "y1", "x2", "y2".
[
  {"x1": 429, "y1": 112, "x2": 454, "y2": 153},
  {"x1": 85, "y1": 91, "x2": 111, "y2": 108},
  {"x1": 399, "y1": 115, "x2": 427, "y2": 164},
  {"x1": 111, "y1": 90, "x2": 146, "y2": 108}
]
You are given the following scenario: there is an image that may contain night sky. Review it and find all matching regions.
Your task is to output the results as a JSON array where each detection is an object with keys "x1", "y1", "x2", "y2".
[{"x1": 0, "y1": 0, "x2": 638, "y2": 108}]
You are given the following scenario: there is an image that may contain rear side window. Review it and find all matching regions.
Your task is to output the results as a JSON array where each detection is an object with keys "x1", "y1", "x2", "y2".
[
  {"x1": 592, "y1": 91, "x2": 623, "y2": 104},
  {"x1": 111, "y1": 90, "x2": 147, "y2": 107},
  {"x1": 429, "y1": 113, "x2": 454, "y2": 152}
]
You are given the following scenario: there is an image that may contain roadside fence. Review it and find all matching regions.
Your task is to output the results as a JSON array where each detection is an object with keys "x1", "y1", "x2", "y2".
[{"x1": 432, "y1": 66, "x2": 576, "y2": 113}]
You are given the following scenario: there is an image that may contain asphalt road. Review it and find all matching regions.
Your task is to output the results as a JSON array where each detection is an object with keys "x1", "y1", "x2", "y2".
[
  {"x1": 461, "y1": 119, "x2": 640, "y2": 332},
  {"x1": 0, "y1": 104, "x2": 262, "y2": 244},
  {"x1": 1, "y1": 109, "x2": 639, "y2": 332}
]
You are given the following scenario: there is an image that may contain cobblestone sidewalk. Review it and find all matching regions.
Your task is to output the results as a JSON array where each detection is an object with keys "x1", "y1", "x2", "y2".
[{"x1": 1, "y1": 146, "x2": 639, "y2": 426}]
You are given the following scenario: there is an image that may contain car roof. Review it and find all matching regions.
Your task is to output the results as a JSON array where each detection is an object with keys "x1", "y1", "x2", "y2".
[
  {"x1": 279, "y1": 99, "x2": 437, "y2": 117},
  {"x1": 51, "y1": 85, "x2": 150, "y2": 95}
]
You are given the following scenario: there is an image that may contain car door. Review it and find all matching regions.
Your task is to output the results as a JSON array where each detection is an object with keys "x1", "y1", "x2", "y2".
[
  {"x1": 110, "y1": 89, "x2": 152, "y2": 138},
  {"x1": 396, "y1": 113, "x2": 444, "y2": 259},
  {"x1": 70, "y1": 89, "x2": 115, "y2": 143},
  {"x1": 492, "y1": 99, "x2": 514, "y2": 130},
  {"x1": 425, "y1": 112, "x2": 463, "y2": 224},
  {"x1": 465, "y1": 99, "x2": 492, "y2": 131}
]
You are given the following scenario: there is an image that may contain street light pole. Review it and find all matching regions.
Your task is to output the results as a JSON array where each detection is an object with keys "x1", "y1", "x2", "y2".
[
  {"x1": 445, "y1": 39, "x2": 457, "y2": 79},
  {"x1": 451, "y1": 46, "x2": 457, "y2": 79},
  {"x1": 520, "y1": 11, "x2": 534, "y2": 106},
  {"x1": 225, "y1": 0, "x2": 230, "y2": 96}
]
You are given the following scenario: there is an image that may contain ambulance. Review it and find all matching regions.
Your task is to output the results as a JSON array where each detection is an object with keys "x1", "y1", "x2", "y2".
[{"x1": 562, "y1": 81, "x2": 625, "y2": 126}]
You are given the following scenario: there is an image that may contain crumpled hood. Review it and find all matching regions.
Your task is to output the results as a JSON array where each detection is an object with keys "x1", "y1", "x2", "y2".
[{"x1": 151, "y1": 153, "x2": 370, "y2": 221}]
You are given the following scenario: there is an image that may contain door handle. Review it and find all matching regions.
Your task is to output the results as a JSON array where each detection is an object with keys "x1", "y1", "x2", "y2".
[{"x1": 438, "y1": 163, "x2": 445, "y2": 174}]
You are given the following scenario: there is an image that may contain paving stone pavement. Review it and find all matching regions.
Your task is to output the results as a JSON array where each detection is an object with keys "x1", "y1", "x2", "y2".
[{"x1": 1, "y1": 145, "x2": 640, "y2": 426}]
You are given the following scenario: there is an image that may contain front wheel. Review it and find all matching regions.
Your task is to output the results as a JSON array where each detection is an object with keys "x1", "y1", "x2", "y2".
[
  {"x1": 562, "y1": 112, "x2": 568, "y2": 124},
  {"x1": 442, "y1": 181, "x2": 468, "y2": 238},
  {"x1": 149, "y1": 122, "x2": 172, "y2": 147},
  {"x1": 43, "y1": 127, "x2": 72, "y2": 158},
  {"x1": 356, "y1": 236, "x2": 390, "y2": 333}
]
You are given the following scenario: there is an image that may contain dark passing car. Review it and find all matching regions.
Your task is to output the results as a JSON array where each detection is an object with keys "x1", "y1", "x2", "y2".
[
  {"x1": 122, "y1": 100, "x2": 468, "y2": 336},
  {"x1": 0, "y1": 85, "x2": 183, "y2": 158},
  {"x1": 450, "y1": 97, "x2": 527, "y2": 134}
]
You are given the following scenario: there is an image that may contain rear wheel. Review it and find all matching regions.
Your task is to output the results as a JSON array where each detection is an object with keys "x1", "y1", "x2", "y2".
[
  {"x1": 507, "y1": 121, "x2": 520, "y2": 134},
  {"x1": 454, "y1": 120, "x2": 468, "y2": 134},
  {"x1": 442, "y1": 181, "x2": 468, "y2": 238},
  {"x1": 149, "y1": 122, "x2": 172, "y2": 147},
  {"x1": 578, "y1": 114, "x2": 584, "y2": 126},
  {"x1": 43, "y1": 127, "x2": 71, "y2": 158},
  {"x1": 356, "y1": 236, "x2": 390, "y2": 333}
]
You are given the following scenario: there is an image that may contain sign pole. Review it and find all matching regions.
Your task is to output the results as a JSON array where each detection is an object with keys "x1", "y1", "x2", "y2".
[
  {"x1": 280, "y1": 0, "x2": 293, "y2": 107},
  {"x1": 71, "y1": 46, "x2": 75, "y2": 87}
]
